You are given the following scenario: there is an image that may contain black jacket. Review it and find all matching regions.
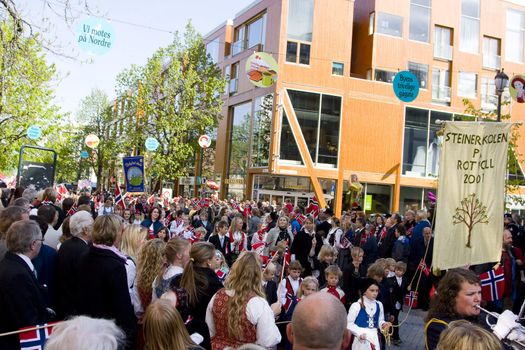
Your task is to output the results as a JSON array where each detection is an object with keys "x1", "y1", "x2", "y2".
[
  {"x1": 77, "y1": 246, "x2": 137, "y2": 348},
  {"x1": 0, "y1": 252, "x2": 49, "y2": 350},
  {"x1": 55, "y1": 237, "x2": 89, "y2": 318}
]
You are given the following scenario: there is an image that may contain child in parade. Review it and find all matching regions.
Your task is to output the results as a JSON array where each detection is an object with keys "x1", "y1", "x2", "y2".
[
  {"x1": 297, "y1": 276, "x2": 319, "y2": 299},
  {"x1": 315, "y1": 244, "x2": 336, "y2": 287},
  {"x1": 169, "y1": 210, "x2": 185, "y2": 238},
  {"x1": 343, "y1": 246, "x2": 366, "y2": 307},
  {"x1": 209, "y1": 220, "x2": 231, "y2": 264},
  {"x1": 213, "y1": 250, "x2": 229, "y2": 283},
  {"x1": 347, "y1": 278, "x2": 392, "y2": 350},
  {"x1": 385, "y1": 258, "x2": 396, "y2": 278},
  {"x1": 152, "y1": 237, "x2": 190, "y2": 301},
  {"x1": 229, "y1": 216, "x2": 247, "y2": 263},
  {"x1": 387, "y1": 261, "x2": 407, "y2": 346},
  {"x1": 262, "y1": 262, "x2": 278, "y2": 306},
  {"x1": 320, "y1": 265, "x2": 346, "y2": 304},
  {"x1": 277, "y1": 260, "x2": 303, "y2": 319}
]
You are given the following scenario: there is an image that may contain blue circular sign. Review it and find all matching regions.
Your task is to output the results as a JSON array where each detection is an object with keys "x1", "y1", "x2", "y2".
[
  {"x1": 76, "y1": 17, "x2": 115, "y2": 55},
  {"x1": 145, "y1": 137, "x2": 159, "y2": 151},
  {"x1": 80, "y1": 150, "x2": 89, "y2": 159},
  {"x1": 393, "y1": 70, "x2": 420, "y2": 102},
  {"x1": 27, "y1": 125, "x2": 41, "y2": 140}
]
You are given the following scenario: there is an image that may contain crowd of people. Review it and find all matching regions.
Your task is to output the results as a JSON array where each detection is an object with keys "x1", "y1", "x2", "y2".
[{"x1": 0, "y1": 184, "x2": 524, "y2": 350}]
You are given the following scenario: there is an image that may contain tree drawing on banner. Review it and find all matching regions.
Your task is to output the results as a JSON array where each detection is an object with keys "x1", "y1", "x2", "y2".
[{"x1": 452, "y1": 193, "x2": 489, "y2": 248}]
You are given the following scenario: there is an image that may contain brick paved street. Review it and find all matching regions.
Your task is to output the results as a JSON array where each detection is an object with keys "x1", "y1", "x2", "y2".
[{"x1": 388, "y1": 309, "x2": 427, "y2": 350}]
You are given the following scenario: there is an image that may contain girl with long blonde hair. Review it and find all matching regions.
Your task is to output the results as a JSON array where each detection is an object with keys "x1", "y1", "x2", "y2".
[
  {"x1": 152, "y1": 237, "x2": 190, "y2": 301},
  {"x1": 143, "y1": 299, "x2": 203, "y2": 350},
  {"x1": 120, "y1": 224, "x2": 147, "y2": 316},
  {"x1": 205, "y1": 251, "x2": 281, "y2": 349},
  {"x1": 136, "y1": 239, "x2": 166, "y2": 311}
]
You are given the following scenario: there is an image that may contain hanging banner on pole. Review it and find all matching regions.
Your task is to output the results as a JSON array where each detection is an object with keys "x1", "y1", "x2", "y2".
[
  {"x1": 123, "y1": 156, "x2": 145, "y2": 192},
  {"x1": 433, "y1": 122, "x2": 512, "y2": 270}
]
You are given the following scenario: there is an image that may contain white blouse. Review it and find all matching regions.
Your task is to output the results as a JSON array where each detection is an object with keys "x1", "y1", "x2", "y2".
[
  {"x1": 205, "y1": 290, "x2": 281, "y2": 348},
  {"x1": 277, "y1": 276, "x2": 301, "y2": 306}
]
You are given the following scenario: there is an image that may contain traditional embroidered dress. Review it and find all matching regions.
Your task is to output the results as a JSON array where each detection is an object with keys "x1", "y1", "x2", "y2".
[
  {"x1": 347, "y1": 297, "x2": 386, "y2": 350},
  {"x1": 229, "y1": 230, "x2": 247, "y2": 262}
]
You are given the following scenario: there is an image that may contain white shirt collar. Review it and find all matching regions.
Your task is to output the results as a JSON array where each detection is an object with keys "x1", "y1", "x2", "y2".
[{"x1": 16, "y1": 253, "x2": 35, "y2": 272}]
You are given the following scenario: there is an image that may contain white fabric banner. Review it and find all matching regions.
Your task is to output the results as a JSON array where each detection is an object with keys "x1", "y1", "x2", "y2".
[{"x1": 433, "y1": 122, "x2": 512, "y2": 270}]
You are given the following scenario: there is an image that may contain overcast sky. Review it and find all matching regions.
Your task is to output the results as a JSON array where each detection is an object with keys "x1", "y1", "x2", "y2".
[{"x1": 16, "y1": 0, "x2": 250, "y2": 119}]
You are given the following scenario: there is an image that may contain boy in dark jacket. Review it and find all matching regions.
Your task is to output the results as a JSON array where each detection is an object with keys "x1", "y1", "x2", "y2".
[{"x1": 387, "y1": 261, "x2": 408, "y2": 346}]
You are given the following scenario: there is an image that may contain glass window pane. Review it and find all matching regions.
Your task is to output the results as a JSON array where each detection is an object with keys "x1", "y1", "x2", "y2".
[
  {"x1": 251, "y1": 94, "x2": 273, "y2": 167},
  {"x1": 375, "y1": 69, "x2": 397, "y2": 83},
  {"x1": 400, "y1": 187, "x2": 424, "y2": 212},
  {"x1": 286, "y1": 41, "x2": 298, "y2": 63},
  {"x1": 247, "y1": 16, "x2": 265, "y2": 49},
  {"x1": 458, "y1": 72, "x2": 477, "y2": 98},
  {"x1": 377, "y1": 12, "x2": 403, "y2": 37},
  {"x1": 287, "y1": 0, "x2": 314, "y2": 42},
  {"x1": 460, "y1": 17, "x2": 479, "y2": 53},
  {"x1": 461, "y1": 0, "x2": 480, "y2": 18},
  {"x1": 409, "y1": 4, "x2": 430, "y2": 42},
  {"x1": 228, "y1": 102, "x2": 252, "y2": 178},
  {"x1": 403, "y1": 107, "x2": 429, "y2": 176},
  {"x1": 299, "y1": 43, "x2": 311, "y2": 64},
  {"x1": 408, "y1": 62, "x2": 428, "y2": 89},
  {"x1": 332, "y1": 62, "x2": 344, "y2": 76},
  {"x1": 206, "y1": 37, "x2": 220, "y2": 64},
  {"x1": 506, "y1": 10, "x2": 525, "y2": 63},
  {"x1": 288, "y1": 90, "x2": 320, "y2": 162},
  {"x1": 412, "y1": 0, "x2": 431, "y2": 5},
  {"x1": 280, "y1": 111, "x2": 303, "y2": 164},
  {"x1": 318, "y1": 95, "x2": 341, "y2": 165}
]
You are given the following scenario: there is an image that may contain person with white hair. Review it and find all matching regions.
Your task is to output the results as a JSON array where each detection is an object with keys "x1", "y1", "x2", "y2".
[
  {"x1": 54, "y1": 211, "x2": 94, "y2": 318},
  {"x1": 45, "y1": 316, "x2": 125, "y2": 350}
]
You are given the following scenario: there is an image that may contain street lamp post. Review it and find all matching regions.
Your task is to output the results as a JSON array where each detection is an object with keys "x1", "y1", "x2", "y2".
[{"x1": 494, "y1": 69, "x2": 509, "y2": 122}]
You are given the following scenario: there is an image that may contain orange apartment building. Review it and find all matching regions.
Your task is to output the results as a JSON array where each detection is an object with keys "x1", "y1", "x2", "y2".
[{"x1": 202, "y1": 0, "x2": 525, "y2": 216}]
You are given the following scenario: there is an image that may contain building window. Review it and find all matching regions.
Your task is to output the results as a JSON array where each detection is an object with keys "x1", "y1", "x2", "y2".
[
  {"x1": 374, "y1": 69, "x2": 396, "y2": 83},
  {"x1": 408, "y1": 62, "x2": 428, "y2": 89},
  {"x1": 229, "y1": 62, "x2": 239, "y2": 94},
  {"x1": 458, "y1": 72, "x2": 477, "y2": 98},
  {"x1": 369, "y1": 12, "x2": 375, "y2": 35},
  {"x1": 400, "y1": 187, "x2": 436, "y2": 211},
  {"x1": 460, "y1": 0, "x2": 480, "y2": 53},
  {"x1": 251, "y1": 94, "x2": 273, "y2": 167},
  {"x1": 287, "y1": 0, "x2": 314, "y2": 42},
  {"x1": 432, "y1": 68, "x2": 451, "y2": 105},
  {"x1": 227, "y1": 102, "x2": 252, "y2": 195},
  {"x1": 332, "y1": 62, "x2": 344, "y2": 76},
  {"x1": 280, "y1": 111, "x2": 303, "y2": 164},
  {"x1": 506, "y1": 9, "x2": 525, "y2": 63},
  {"x1": 247, "y1": 15, "x2": 266, "y2": 50},
  {"x1": 232, "y1": 13, "x2": 266, "y2": 56},
  {"x1": 434, "y1": 25, "x2": 453, "y2": 60},
  {"x1": 376, "y1": 12, "x2": 403, "y2": 38},
  {"x1": 206, "y1": 37, "x2": 220, "y2": 64},
  {"x1": 409, "y1": 0, "x2": 431, "y2": 42},
  {"x1": 480, "y1": 77, "x2": 497, "y2": 111},
  {"x1": 483, "y1": 36, "x2": 501, "y2": 69},
  {"x1": 286, "y1": 41, "x2": 311, "y2": 65},
  {"x1": 403, "y1": 107, "x2": 452, "y2": 177},
  {"x1": 280, "y1": 90, "x2": 342, "y2": 167}
]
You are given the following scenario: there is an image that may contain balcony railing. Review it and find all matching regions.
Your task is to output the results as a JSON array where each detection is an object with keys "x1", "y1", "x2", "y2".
[
  {"x1": 432, "y1": 85, "x2": 451, "y2": 103},
  {"x1": 229, "y1": 78, "x2": 238, "y2": 94},
  {"x1": 231, "y1": 40, "x2": 244, "y2": 56},
  {"x1": 434, "y1": 44, "x2": 453, "y2": 60},
  {"x1": 483, "y1": 54, "x2": 501, "y2": 70}
]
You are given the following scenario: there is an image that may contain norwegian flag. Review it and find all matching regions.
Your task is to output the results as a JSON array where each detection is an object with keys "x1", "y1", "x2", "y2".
[
  {"x1": 67, "y1": 202, "x2": 77, "y2": 217},
  {"x1": 19, "y1": 323, "x2": 57, "y2": 350},
  {"x1": 216, "y1": 269, "x2": 226, "y2": 280},
  {"x1": 283, "y1": 244, "x2": 292, "y2": 271},
  {"x1": 419, "y1": 259, "x2": 430, "y2": 277},
  {"x1": 191, "y1": 198, "x2": 201, "y2": 211},
  {"x1": 296, "y1": 214, "x2": 307, "y2": 226},
  {"x1": 252, "y1": 241, "x2": 266, "y2": 252},
  {"x1": 55, "y1": 184, "x2": 68, "y2": 202},
  {"x1": 147, "y1": 194, "x2": 156, "y2": 206},
  {"x1": 479, "y1": 267, "x2": 505, "y2": 302},
  {"x1": 230, "y1": 199, "x2": 240, "y2": 211},
  {"x1": 115, "y1": 183, "x2": 125, "y2": 209},
  {"x1": 200, "y1": 197, "x2": 211, "y2": 208},
  {"x1": 260, "y1": 255, "x2": 271, "y2": 270},
  {"x1": 404, "y1": 291, "x2": 418, "y2": 308},
  {"x1": 306, "y1": 197, "x2": 319, "y2": 218},
  {"x1": 242, "y1": 205, "x2": 252, "y2": 218}
]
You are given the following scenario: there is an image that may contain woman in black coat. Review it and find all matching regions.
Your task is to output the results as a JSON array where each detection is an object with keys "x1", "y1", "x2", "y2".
[
  {"x1": 290, "y1": 216, "x2": 321, "y2": 277},
  {"x1": 169, "y1": 242, "x2": 223, "y2": 350},
  {"x1": 77, "y1": 214, "x2": 137, "y2": 349}
]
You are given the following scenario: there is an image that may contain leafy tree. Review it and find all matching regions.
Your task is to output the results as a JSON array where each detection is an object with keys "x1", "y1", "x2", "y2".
[{"x1": 116, "y1": 22, "x2": 226, "y2": 191}]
